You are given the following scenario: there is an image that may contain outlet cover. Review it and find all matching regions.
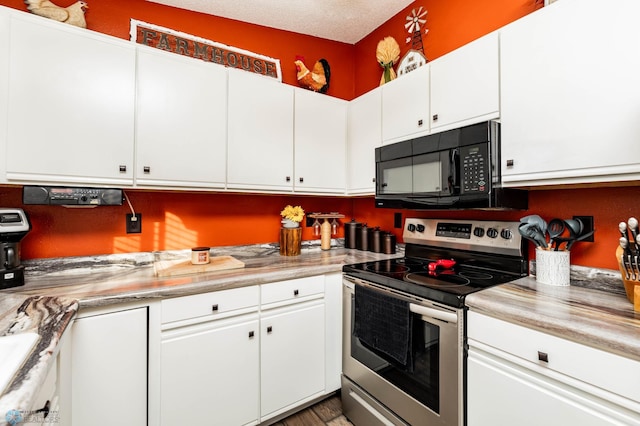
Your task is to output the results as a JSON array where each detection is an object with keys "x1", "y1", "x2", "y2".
[
  {"x1": 126, "y1": 213, "x2": 142, "y2": 234},
  {"x1": 394, "y1": 212, "x2": 403, "y2": 229},
  {"x1": 573, "y1": 215, "x2": 594, "y2": 242}
]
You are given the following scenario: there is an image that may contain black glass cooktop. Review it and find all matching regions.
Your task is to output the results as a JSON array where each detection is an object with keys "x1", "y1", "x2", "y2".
[{"x1": 343, "y1": 256, "x2": 522, "y2": 308}]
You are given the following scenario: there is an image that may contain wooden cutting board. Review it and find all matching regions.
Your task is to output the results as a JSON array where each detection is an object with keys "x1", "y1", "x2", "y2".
[{"x1": 154, "y1": 255, "x2": 245, "y2": 277}]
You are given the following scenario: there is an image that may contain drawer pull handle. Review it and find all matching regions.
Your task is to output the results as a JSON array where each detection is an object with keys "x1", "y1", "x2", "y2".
[
  {"x1": 538, "y1": 351, "x2": 549, "y2": 363},
  {"x1": 212, "y1": 304, "x2": 219, "y2": 312},
  {"x1": 248, "y1": 331, "x2": 255, "y2": 338},
  {"x1": 293, "y1": 289, "x2": 299, "y2": 296},
  {"x1": 267, "y1": 326, "x2": 273, "y2": 334}
]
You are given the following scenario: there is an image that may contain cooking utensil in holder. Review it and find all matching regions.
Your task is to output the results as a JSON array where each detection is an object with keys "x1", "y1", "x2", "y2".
[{"x1": 615, "y1": 246, "x2": 640, "y2": 312}]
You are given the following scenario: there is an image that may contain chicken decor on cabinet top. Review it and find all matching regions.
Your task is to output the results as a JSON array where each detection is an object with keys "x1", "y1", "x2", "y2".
[
  {"x1": 25, "y1": 0, "x2": 89, "y2": 28},
  {"x1": 294, "y1": 56, "x2": 331, "y2": 93},
  {"x1": 376, "y1": 36, "x2": 400, "y2": 85}
]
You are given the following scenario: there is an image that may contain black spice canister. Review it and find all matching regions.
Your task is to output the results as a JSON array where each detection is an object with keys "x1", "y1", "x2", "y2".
[
  {"x1": 344, "y1": 219, "x2": 361, "y2": 249},
  {"x1": 357, "y1": 224, "x2": 369, "y2": 251},
  {"x1": 382, "y1": 232, "x2": 396, "y2": 254}
]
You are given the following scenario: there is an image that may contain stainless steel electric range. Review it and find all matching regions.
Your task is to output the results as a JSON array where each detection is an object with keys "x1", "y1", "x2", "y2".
[{"x1": 341, "y1": 218, "x2": 527, "y2": 426}]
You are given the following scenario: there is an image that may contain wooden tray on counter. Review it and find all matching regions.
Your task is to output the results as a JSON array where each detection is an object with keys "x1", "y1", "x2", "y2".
[{"x1": 154, "y1": 255, "x2": 245, "y2": 277}]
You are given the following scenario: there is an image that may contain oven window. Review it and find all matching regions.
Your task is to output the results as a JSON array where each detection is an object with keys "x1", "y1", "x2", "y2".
[{"x1": 350, "y1": 295, "x2": 440, "y2": 413}]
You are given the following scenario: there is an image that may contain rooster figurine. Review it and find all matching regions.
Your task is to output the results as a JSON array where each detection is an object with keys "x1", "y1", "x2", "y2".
[
  {"x1": 294, "y1": 56, "x2": 331, "y2": 94},
  {"x1": 24, "y1": 0, "x2": 89, "y2": 28}
]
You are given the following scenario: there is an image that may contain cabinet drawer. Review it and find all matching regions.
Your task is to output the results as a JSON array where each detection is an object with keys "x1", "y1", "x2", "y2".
[
  {"x1": 261, "y1": 276, "x2": 324, "y2": 306},
  {"x1": 162, "y1": 286, "x2": 259, "y2": 324},
  {"x1": 467, "y1": 310, "x2": 640, "y2": 403}
]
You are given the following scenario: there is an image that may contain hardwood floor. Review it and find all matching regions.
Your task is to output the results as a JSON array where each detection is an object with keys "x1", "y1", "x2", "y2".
[{"x1": 273, "y1": 394, "x2": 353, "y2": 426}]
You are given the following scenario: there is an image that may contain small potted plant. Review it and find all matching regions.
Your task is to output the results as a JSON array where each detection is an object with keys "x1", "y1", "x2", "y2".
[{"x1": 280, "y1": 205, "x2": 305, "y2": 228}]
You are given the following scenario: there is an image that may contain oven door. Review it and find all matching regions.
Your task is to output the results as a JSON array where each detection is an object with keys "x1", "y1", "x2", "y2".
[{"x1": 342, "y1": 276, "x2": 464, "y2": 426}]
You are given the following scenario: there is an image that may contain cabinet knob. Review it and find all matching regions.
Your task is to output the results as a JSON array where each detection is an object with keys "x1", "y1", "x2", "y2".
[
  {"x1": 119, "y1": 165, "x2": 127, "y2": 173},
  {"x1": 506, "y1": 159, "x2": 515, "y2": 167},
  {"x1": 418, "y1": 119, "x2": 423, "y2": 127},
  {"x1": 299, "y1": 177, "x2": 304, "y2": 183},
  {"x1": 286, "y1": 176, "x2": 291, "y2": 182},
  {"x1": 432, "y1": 114, "x2": 438, "y2": 121},
  {"x1": 372, "y1": 177, "x2": 376, "y2": 183},
  {"x1": 537, "y1": 351, "x2": 549, "y2": 363},
  {"x1": 267, "y1": 326, "x2": 273, "y2": 333},
  {"x1": 143, "y1": 166, "x2": 151, "y2": 174},
  {"x1": 248, "y1": 331, "x2": 255, "y2": 339},
  {"x1": 293, "y1": 289, "x2": 299, "y2": 296},
  {"x1": 212, "y1": 304, "x2": 219, "y2": 312}
]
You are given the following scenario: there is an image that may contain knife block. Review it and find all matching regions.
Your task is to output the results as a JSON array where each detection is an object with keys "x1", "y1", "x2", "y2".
[{"x1": 615, "y1": 246, "x2": 640, "y2": 312}]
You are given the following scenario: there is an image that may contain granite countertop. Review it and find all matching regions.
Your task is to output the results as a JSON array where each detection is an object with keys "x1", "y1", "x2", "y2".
[
  {"x1": 0, "y1": 240, "x2": 402, "y2": 418},
  {"x1": 465, "y1": 265, "x2": 640, "y2": 362},
  {"x1": 2, "y1": 240, "x2": 639, "y2": 419}
]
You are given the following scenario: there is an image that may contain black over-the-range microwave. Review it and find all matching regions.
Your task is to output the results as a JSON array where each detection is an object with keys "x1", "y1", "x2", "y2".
[{"x1": 375, "y1": 121, "x2": 528, "y2": 210}]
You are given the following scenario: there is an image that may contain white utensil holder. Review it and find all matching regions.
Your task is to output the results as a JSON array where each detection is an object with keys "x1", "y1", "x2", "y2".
[{"x1": 536, "y1": 248, "x2": 570, "y2": 286}]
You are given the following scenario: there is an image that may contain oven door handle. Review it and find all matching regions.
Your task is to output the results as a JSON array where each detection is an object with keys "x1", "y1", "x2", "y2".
[{"x1": 410, "y1": 303, "x2": 458, "y2": 324}]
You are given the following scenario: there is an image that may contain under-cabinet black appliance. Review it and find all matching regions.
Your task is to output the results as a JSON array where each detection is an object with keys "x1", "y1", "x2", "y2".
[
  {"x1": 0, "y1": 208, "x2": 31, "y2": 289},
  {"x1": 341, "y1": 218, "x2": 527, "y2": 426},
  {"x1": 375, "y1": 121, "x2": 527, "y2": 210}
]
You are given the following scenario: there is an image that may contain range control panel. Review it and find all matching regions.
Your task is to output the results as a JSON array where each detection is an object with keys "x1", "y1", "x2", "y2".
[
  {"x1": 403, "y1": 218, "x2": 523, "y2": 257},
  {"x1": 23, "y1": 186, "x2": 124, "y2": 206}
]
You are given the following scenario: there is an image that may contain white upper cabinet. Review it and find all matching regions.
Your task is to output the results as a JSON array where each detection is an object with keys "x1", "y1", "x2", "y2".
[
  {"x1": 6, "y1": 13, "x2": 136, "y2": 186},
  {"x1": 135, "y1": 46, "x2": 227, "y2": 189},
  {"x1": 347, "y1": 88, "x2": 382, "y2": 194},
  {"x1": 500, "y1": 0, "x2": 640, "y2": 187},
  {"x1": 0, "y1": 8, "x2": 9, "y2": 184},
  {"x1": 294, "y1": 88, "x2": 347, "y2": 194},
  {"x1": 430, "y1": 31, "x2": 499, "y2": 133},
  {"x1": 227, "y1": 68, "x2": 294, "y2": 191},
  {"x1": 381, "y1": 64, "x2": 430, "y2": 144}
]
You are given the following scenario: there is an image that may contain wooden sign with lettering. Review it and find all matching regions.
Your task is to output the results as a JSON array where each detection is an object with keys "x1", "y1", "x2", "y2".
[{"x1": 130, "y1": 20, "x2": 282, "y2": 81}]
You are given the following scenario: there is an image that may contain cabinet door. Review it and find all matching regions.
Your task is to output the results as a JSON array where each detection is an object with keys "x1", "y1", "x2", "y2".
[
  {"x1": 294, "y1": 88, "x2": 347, "y2": 194},
  {"x1": 381, "y1": 65, "x2": 429, "y2": 144},
  {"x1": 500, "y1": 0, "x2": 640, "y2": 186},
  {"x1": 261, "y1": 301, "x2": 325, "y2": 419},
  {"x1": 0, "y1": 8, "x2": 9, "y2": 184},
  {"x1": 227, "y1": 69, "x2": 294, "y2": 191},
  {"x1": 135, "y1": 47, "x2": 227, "y2": 188},
  {"x1": 6, "y1": 15, "x2": 135, "y2": 185},
  {"x1": 430, "y1": 32, "x2": 499, "y2": 132},
  {"x1": 347, "y1": 89, "x2": 381, "y2": 195},
  {"x1": 468, "y1": 346, "x2": 640, "y2": 425},
  {"x1": 71, "y1": 307, "x2": 147, "y2": 426},
  {"x1": 161, "y1": 314, "x2": 259, "y2": 426}
]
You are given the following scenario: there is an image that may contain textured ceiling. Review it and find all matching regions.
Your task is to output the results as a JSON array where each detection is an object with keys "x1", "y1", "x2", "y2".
[{"x1": 146, "y1": 0, "x2": 415, "y2": 44}]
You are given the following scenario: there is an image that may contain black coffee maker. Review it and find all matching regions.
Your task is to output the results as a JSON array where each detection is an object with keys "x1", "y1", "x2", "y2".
[{"x1": 0, "y1": 208, "x2": 31, "y2": 289}]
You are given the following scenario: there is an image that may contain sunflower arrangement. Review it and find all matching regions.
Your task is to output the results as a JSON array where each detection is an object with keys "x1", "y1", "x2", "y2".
[{"x1": 280, "y1": 205, "x2": 305, "y2": 223}]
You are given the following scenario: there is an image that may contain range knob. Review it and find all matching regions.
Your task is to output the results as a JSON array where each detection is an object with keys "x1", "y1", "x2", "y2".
[
  {"x1": 473, "y1": 227, "x2": 485, "y2": 238},
  {"x1": 500, "y1": 229, "x2": 513, "y2": 240},
  {"x1": 487, "y1": 228, "x2": 499, "y2": 238},
  {"x1": 407, "y1": 224, "x2": 416, "y2": 232},
  {"x1": 416, "y1": 224, "x2": 425, "y2": 233}
]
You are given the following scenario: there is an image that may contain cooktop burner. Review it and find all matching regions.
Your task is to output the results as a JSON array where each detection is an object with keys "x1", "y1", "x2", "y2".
[{"x1": 342, "y1": 218, "x2": 528, "y2": 308}]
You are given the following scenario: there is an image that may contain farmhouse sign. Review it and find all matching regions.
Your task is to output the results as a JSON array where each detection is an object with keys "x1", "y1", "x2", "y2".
[{"x1": 130, "y1": 20, "x2": 282, "y2": 81}]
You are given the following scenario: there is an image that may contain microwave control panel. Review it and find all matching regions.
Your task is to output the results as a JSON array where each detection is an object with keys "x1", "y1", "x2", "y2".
[{"x1": 460, "y1": 144, "x2": 489, "y2": 194}]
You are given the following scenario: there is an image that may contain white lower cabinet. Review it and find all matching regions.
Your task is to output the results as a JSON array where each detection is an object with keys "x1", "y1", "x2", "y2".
[
  {"x1": 467, "y1": 311, "x2": 640, "y2": 425},
  {"x1": 158, "y1": 275, "x2": 336, "y2": 425},
  {"x1": 260, "y1": 300, "x2": 325, "y2": 419},
  {"x1": 69, "y1": 307, "x2": 148, "y2": 426},
  {"x1": 160, "y1": 313, "x2": 260, "y2": 425}
]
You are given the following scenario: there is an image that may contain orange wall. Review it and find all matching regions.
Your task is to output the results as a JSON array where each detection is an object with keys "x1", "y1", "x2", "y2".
[{"x1": 0, "y1": 0, "x2": 634, "y2": 272}]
